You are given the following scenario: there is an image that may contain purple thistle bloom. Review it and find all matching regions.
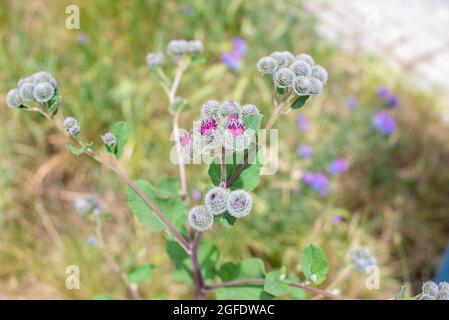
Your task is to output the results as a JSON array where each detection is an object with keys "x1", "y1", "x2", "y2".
[
  {"x1": 191, "y1": 189, "x2": 202, "y2": 201},
  {"x1": 296, "y1": 115, "x2": 309, "y2": 132},
  {"x1": 377, "y1": 85, "x2": 390, "y2": 99},
  {"x1": 372, "y1": 110, "x2": 397, "y2": 135},
  {"x1": 346, "y1": 96, "x2": 358, "y2": 109},
  {"x1": 328, "y1": 158, "x2": 349, "y2": 176},
  {"x1": 331, "y1": 215, "x2": 343, "y2": 224},
  {"x1": 231, "y1": 37, "x2": 247, "y2": 55},
  {"x1": 302, "y1": 171, "x2": 330, "y2": 197},
  {"x1": 297, "y1": 143, "x2": 313, "y2": 158},
  {"x1": 227, "y1": 114, "x2": 245, "y2": 136},
  {"x1": 77, "y1": 32, "x2": 88, "y2": 44},
  {"x1": 200, "y1": 118, "x2": 217, "y2": 135},
  {"x1": 387, "y1": 95, "x2": 399, "y2": 108},
  {"x1": 221, "y1": 51, "x2": 243, "y2": 71}
]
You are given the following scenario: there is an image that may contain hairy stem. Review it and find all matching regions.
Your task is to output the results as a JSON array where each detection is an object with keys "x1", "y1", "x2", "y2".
[{"x1": 191, "y1": 231, "x2": 205, "y2": 299}]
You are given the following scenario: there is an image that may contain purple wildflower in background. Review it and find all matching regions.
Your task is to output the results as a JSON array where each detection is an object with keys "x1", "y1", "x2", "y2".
[
  {"x1": 297, "y1": 143, "x2": 313, "y2": 158},
  {"x1": 346, "y1": 96, "x2": 358, "y2": 109},
  {"x1": 377, "y1": 85, "x2": 400, "y2": 108},
  {"x1": 221, "y1": 37, "x2": 247, "y2": 71},
  {"x1": 328, "y1": 158, "x2": 349, "y2": 176},
  {"x1": 296, "y1": 115, "x2": 309, "y2": 132},
  {"x1": 191, "y1": 189, "x2": 202, "y2": 201},
  {"x1": 331, "y1": 215, "x2": 343, "y2": 224},
  {"x1": 302, "y1": 171, "x2": 330, "y2": 197},
  {"x1": 372, "y1": 110, "x2": 396, "y2": 135},
  {"x1": 77, "y1": 32, "x2": 88, "y2": 44}
]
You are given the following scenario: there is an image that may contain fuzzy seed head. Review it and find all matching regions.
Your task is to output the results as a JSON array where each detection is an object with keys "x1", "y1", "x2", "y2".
[
  {"x1": 309, "y1": 78, "x2": 323, "y2": 96},
  {"x1": 282, "y1": 51, "x2": 295, "y2": 65},
  {"x1": 32, "y1": 71, "x2": 57, "y2": 88},
  {"x1": 439, "y1": 282, "x2": 449, "y2": 292},
  {"x1": 18, "y1": 77, "x2": 32, "y2": 88},
  {"x1": 188, "y1": 205, "x2": 214, "y2": 231},
  {"x1": 219, "y1": 100, "x2": 242, "y2": 117},
  {"x1": 201, "y1": 100, "x2": 220, "y2": 118},
  {"x1": 227, "y1": 190, "x2": 253, "y2": 218},
  {"x1": 242, "y1": 104, "x2": 260, "y2": 116},
  {"x1": 290, "y1": 60, "x2": 312, "y2": 77},
  {"x1": 436, "y1": 290, "x2": 449, "y2": 300},
  {"x1": 270, "y1": 51, "x2": 291, "y2": 69},
  {"x1": 204, "y1": 187, "x2": 228, "y2": 215},
  {"x1": 292, "y1": 76, "x2": 312, "y2": 96},
  {"x1": 420, "y1": 294, "x2": 436, "y2": 300},
  {"x1": 33, "y1": 82, "x2": 55, "y2": 103},
  {"x1": 146, "y1": 52, "x2": 164, "y2": 68},
  {"x1": 274, "y1": 68, "x2": 295, "y2": 88},
  {"x1": 312, "y1": 65, "x2": 328, "y2": 85},
  {"x1": 296, "y1": 53, "x2": 315, "y2": 66},
  {"x1": 102, "y1": 132, "x2": 116, "y2": 147},
  {"x1": 19, "y1": 82, "x2": 35, "y2": 101},
  {"x1": 422, "y1": 281, "x2": 439, "y2": 296},
  {"x1": 6, "y1": 88, "x2": 23, "y2": 109},
  {"x1": 63, "y1": 116, "x2": 80, "y2": 135},
  {"x1": 256, "y1": 56, "x2": 278, "y2": 75}
]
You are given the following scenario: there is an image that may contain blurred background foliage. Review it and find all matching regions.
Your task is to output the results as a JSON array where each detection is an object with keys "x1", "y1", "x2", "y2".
[{"x1": 0, "y1": 0, "x2": 448, "y2": 299}]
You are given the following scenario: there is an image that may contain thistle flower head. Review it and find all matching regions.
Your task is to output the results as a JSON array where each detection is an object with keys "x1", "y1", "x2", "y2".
[
  {"x1": 372, "y1": 110, "x2": 396, "y2": 135},
  {"x1": 19, "y1": 82, "x2": 35, "y2": 101},
  {"x1": 292, "y1": 76, "x2": 312, "y2": 96},
  {"x1": 227, "y1": 190, "x2": 253, "y2": 218},
  {"x1": 436, "y1": 290, "x2": 449, "y2": 300},
  {"x1": 146, "y1": 52, "x2": 164, "y2": 68},
  {"x1": 188, "y1": 205, "x2": 214, "y2": 231},
  {"x1": 422, "y1": 281, "x2": 439, "y2": 296},
  {"x1": 419, "y1": 294, "x2": 436, "y2": 300},
  {"x1": 312, "y1": 65, "x2": 328, "y2": 85},
  {"x1": 180, "y1": 132, "x2": 202, "y2": 160},
  {"x1": 102, "y1": 132, "x2": 116, "y2": 147},
  {"x1": 63, "y1": 116, "x2": 80, "y2": 136},
  {"x1": 296, "y1": 53, "x2": 315, "y2": 66},
  {"x1": 18, "y1": 77, "x2": 32, "y2": 88},
  {"x1": 204, "y1": 187, "x2": 228, "y2": 215},
  {"x1": 199, "y1": 117, "x2": 218, "y2": 136},
  {"x1": 223, "y1": 130, "x2": 250, "y2": 152},
  {"x1": 270, "y1": 51, "x2": 291, "y2": 69},
  {"x1": 439, "y1": 282, "x2": 449, "y2": 292},
  {"x1": 282, "y1": 51, "x2": 295, "y2": 65},
  {"x1": 32, "y1": 71, "x2": 57, "y2": 88},
  {"x1": 256, "y1": 56, "x2": 278, "y2": 75},
  {"x1": 219, "y1": 100, "x2": 242, "y2": 117},
  {"x1": 309, "y1": 78, "x2": 323, "y2": 96},
  {"x1": 290, "y1": 60, "x2": 312, "y2": 77},
  {"x1": 201, "y1": 100, "x2": 220, "y2": 118},
  {"x1": 33, "y1": 82, "x2": 55, "y2": 103},
  {"x1": 6, "y1": 88, "x2": 23, "y2": 109},
  {"x1": 274, "y1": 68, "x2": 295, "y2": 88},
  {"x1": 226, "y1": 114, "x2": 245, "y2": 136},
  {"x1": 242, "y1": 104, "x2": 260, "y2": 116}
]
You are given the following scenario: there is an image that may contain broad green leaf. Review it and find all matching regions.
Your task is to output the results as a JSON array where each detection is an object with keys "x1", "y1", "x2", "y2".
[
  {"x1": 208, "y1": 148, "x2": 263, "y2": 191},
  {"x1": 243, "y1": 114, "x2": 264, "y2": 132},
  {"x1": 104, "y1": 121, "x2": 128, "y2": 159},
  {"x1": 264, "y1": 268, "x2": 290, "y2": 296},
  {"x1": 216, "y1": 258, "x2": 273, "y2": 300},
  {"x1": 291, "y1": 95, "x2": 309, "y2": 109},
  {"x1": 166, "y1": 239, "x2": 220, "y2": 284},
  {"x1": 126, "y1": 180, "x2": 186, "y2": 233},
  {"x1": 277, "y1": 87, "x2": 286, "y2": 95},
  {"x1": 65, "y1": 143, "x2": 92, "y2": 156},
  {"x1": 156, "y1": 177, "x2": 180, "y2": 199},
  {"x1": 300, "y1": 244, "x2": 329, "y2": 285},
  {"x1": 288, "y1": 274, "x2": 306, "y2": 300},
  {"x1": 128, "y1": 264, "x2": 154, "y2": 284},
  {"x1": 220, "y1": 212, "x2": 236, "y2": 227}
]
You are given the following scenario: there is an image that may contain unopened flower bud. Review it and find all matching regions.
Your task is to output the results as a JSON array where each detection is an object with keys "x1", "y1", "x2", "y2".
[
  {"x1": 270, "y1": 51, "x2": 291, "y2": 69},
  {"x1": 146, "y1": 52, "x2": 164, "y2": 68},
  {"x1": 292, "y1": 76, "x2": 312, "y2": 96},
  {"x1": 309, "y1": 78, "x2": 323, "y2": 96},
  {"x1": 296, "y1": 53, "x2": 315, "y2": 66},
  {"x1": 188, "y1": 205, "x2": 214, "y2": 231},
  {"x1": 274, "y1": 68, "x2": 295, "y2": 88},
  {"x1": 102, "y1": 132, "x2": 116, "y2": 147},
  {"x1": 201, "y1": 100, "x2": 220, "y2": 118},
  {"x1": 33, "y1": 82, "x2": 55, "y2": 103},
  {"x1": 227, "y1": 190, "x2": 253, "y2": 218},
  {"x1": 219, "y1": 100, "x2": 242, "y2": 117},
  {"x1": 19, "y1": 82, "x2": 35, "y2": 101},
  {"x1": 290, "y1": 60, "x2": 312, "y2": 77},
  {"x1": 422, "y1": 281, "x2": 439, "y2": 296},
  {"x1": 256, "y1": 56, "x2": 278, "y2": 75},
  {"x1": 204, "y1": 187, "x2": 228, "y2": 215},
  {"x1": 63, "y1": 116, "x2": 80, "y2": 135},
  {"x1": 6, "y1": 88, "x2": 22, "y2": 109},
  {"x1": 312, "y1": 65, "x2": 328, "y2": 85}
]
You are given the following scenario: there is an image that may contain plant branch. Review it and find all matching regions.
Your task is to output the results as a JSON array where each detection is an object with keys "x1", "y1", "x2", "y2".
[{"x1": 191, "y1": 231, "x2": 205, "y2": 299}]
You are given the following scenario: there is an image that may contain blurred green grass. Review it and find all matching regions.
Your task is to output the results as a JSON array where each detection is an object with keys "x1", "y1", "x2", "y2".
[{"x1": 1, "y1": 0, "x2": 449, "y2": 299}]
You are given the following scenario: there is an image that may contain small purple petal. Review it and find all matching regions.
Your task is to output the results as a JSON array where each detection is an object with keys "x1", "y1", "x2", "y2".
[
  {"x1": 377, "y1": 85, "x2": 390, "y2": 100},
  {"x1": 77, "y1": 32, "x2": 88, "y2": 44},
  {"x1": 372, "y1": 109, "x2": 397, "y2": 135},
  {"x1": 331, "y1": 215, "x2": 343, "y2": 224},
  {"x1": 296, "y1": 115, "x2": 309, "y2": 132},
  {"x1": 328, "y1": 158, "x2": 349, "y2": 176},
  {"x1": 346, "y1": 96, "x2": 358, "y2": 109},
  {"x1": 231, "y1": 37, "x2": 247, "y2": 55},
  {"x1": 387, "y1": 95, "x2": 399, "y2": 108},
  {"x1": 191, "y1": 189, "x2": 202, "y2": 201},
  {"x1": 221, "y1": 51, "x2": 243, "y2": 71},
  {"x1": 297, "y1": 143, "x2": 313, "y2": 158}
]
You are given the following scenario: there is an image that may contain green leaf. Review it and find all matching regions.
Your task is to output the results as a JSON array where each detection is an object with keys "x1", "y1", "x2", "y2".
[
  {"x1": 264, "y1": 268, "x2": 290, "y2": 296},
  {"x1": 156, "y1": 178, "x2": 180, "y2": 199},
  {"x1": 166, "y1": 239, "x2": 220, "y2": 284},
  {"x1": 105, "y1": 121, "x2": 128, "y2": 159},
  {"x1": 128, "y1": 264, "x2": 155, "y2": 284},
  {"x1": 47, "y1": 90, "x2": 62, "y2": 116},
  {"x1": 243, "y1": 114, "x2": 264, "y2": 132},
  {"x1": 126, "y1": 180, "x2": 186, "y2": 234},
  {"x1": 288, "y1": 274, "x2": 306, "y2": 300},
  {"x1": 220, "y1": 212, "x2": 236, "y2": 227},
  {"x1": 65, "y1": 143, "x2": 92, "y2": 156},
  {"x1": 208, "y1": 148, "x2": 263, "y2": 191},
  {"x1": 291, "y1": 95, "x2": 309, "y2": 109},
  {"x1": 394, "y1": 284, "x2": 408, "y2": 300},
  {"x1": 93, "y1": 293, "x2": 113, "y2": 300},
  {"x1": 276, "y1": 87, "x2": 286, "y2": 95},
  {"x1": 189, "y1": 55, "x2": 207, "y2": 68},
  {"x1": 216, "y1": 258, "x2": 273, "y2": 300},
  {"x1": 300, "y1": 244, "x2": 329, "y2": 285}
]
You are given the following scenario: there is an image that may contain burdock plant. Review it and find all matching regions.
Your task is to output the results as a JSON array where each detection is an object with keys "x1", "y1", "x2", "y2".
[{"x1": 4, "y1": 44, "x2": 349, "y2": 300}]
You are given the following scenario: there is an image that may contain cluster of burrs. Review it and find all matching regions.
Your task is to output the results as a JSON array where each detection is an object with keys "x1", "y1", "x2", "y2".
[
  {"x1": 188, "y1": 187, "x2": 253, "y2": 231},
  {"x1": 180, "y1": 99, "x2": 260, "y2": 159},
  {"x1": 419, "y1": 281, "x2": 449, "y2": 300},
  {"x1": 256, "y1": 52, "x2": 328, "y2": 97}
]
